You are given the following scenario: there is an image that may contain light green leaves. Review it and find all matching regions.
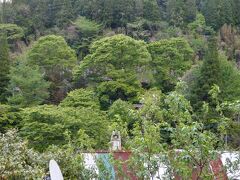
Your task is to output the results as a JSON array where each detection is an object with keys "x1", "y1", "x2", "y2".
[
  {"x1": 28, "y1": 35, "x2": 77, "y2": 68},
  {"x1": 0, "y1": 24, "x2": 24, "y2": 40},
  {"x1": 74, "y1": 34, "x2": 151, "y2": 82}
]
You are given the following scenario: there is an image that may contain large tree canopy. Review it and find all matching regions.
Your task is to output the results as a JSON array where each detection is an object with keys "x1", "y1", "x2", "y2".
[
  {"x1": 1, "y1": 0, "x2": 240, "y2": 177},
  {"x1": 59, "y1": 88, "x2": 100, "y2": 109},
  {"x1": 20, "y1": 105, "x2": 109, "y2": 151},
  {"x1": 148, "y1": 38, "x2": 194, "y2": 92},
  {"x1": 28, "y1": 35, "x2": 77, "y2": 103},
  {"x1": 0, "y1": 24, "x2": 24, "y2": 40},
  {"x1": 74, "y1": 34, "x2": 151, "y2": 108},
  {"x1": 74, "y1": 34, "x2": 151, "y2": 85},
  {"x1": 28, "y1": 35, "x2": 77, "y2": 68}
]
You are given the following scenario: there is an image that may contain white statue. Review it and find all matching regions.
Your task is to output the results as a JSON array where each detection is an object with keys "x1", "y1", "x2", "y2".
[{"x1": 110, "y1": 130, "x2": 121, "y2": 151}]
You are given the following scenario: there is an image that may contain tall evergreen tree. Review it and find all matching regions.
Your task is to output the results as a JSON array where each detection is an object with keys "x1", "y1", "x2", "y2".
[
  {"x1": 219, "y1": 0, "x2": 234, "y2": 26},
  {"x1": 156, "y1": 0, "x2": 167, "y2": 19},
  {"x1": 52, "y1": 0, "x2": 74, "y2": 27},
  {"x1": 167, "y1": 0, "x2": 197, "y2": 27},
  {"x1": 0, "y1": 34, "x2": 10, "y2": 102},
  {"x1": 143, "y1": 0, "x2": 161, "y2": 21},
  {"x1": 233, "y1": 0, "x2": 240, "y2": 25},
  {"x1": 167, "y1": 0, "x2": 185, "y2": 27},
  {"x1": 202, "y1": 0, "x2": 220, "y2": 29},
  {"x1": 191, "y1": 37, "x2": 221, "y2": 108},
  {"x1": 184, "y1": 0, "x2": 197, "y2": 23},
  {"x1": 7, "y1": 62, "x2": 50, "y2": 108}
]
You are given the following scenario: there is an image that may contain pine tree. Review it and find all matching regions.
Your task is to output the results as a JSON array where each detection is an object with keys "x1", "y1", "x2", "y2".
[
  {"x1": 7, "y1": 62, "x2": 50, "y2": 108},
  {"x1": 167, "y1": 0, "x2": 197, "y2": 27},
  {"x1": 167, "y1": 0, "x2": 185, "y2": 27},
  {"x1": 0, "y1": 34, "x2": 10, "y2": 102},
  {"x1": 156, "y1": 0, "x2": 167, "y2": 19},
  {"x1": 219, "y1": 0, "x2": 234, "y2": 26},
  {"x1": 184, "y1": 0, "x2": 197, "y2": 23},
  {"x1": 52, "y1": 0, "x2": 74, "y2": 27},
  {"x1": 233, "y1": 0, "x2": 240, "y2": 25},
  {"x1": 202, "y1": 0, "x2": 220, "y2": 29},
  {"x1": 143, "y1": 0, "x2": 161, "y2": 21},
  {"x1": 191, "y1": 37, "x2": 221, "y2": 107}
]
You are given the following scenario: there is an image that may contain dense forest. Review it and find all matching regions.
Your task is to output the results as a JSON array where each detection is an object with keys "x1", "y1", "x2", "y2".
[{"x1": 0, "y1": 0, "x2": 240, "y2": 179}]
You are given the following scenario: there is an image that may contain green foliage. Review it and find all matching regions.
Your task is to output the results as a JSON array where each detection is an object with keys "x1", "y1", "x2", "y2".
[
  {"x1": 190, "y1": 37, "x2": 221, "y2": 108},
  {"x1": 45, "y1": 144, "x2": 98, "y2": 179},
  {"x1": 160, "y1": 83, "x2": 193, "y2": 143},
  {"x1": 126, "y1": 18, "x2": 166, "y2": 41},
  {"x1": 187, "y1": 12, "x2": 214, "y2": 36},
  {"x1": 74, "y1": 16, "x2": 101, "y2": 37},
  {"x1": 12, "y1": 3, "x2": 36, "y2": 34},
  {"x1": 201, "y1": 0, "x2": 219, "y2": 29},
  {"x1": 138, "y1": 88, "x2": 163, "y2": 123},
  {"x1": 127, "y1": 85, "x2": 235, "y2": 179},
  {"x1": 219, "y1": 0, "x2": 235, "y2": 26},
  {"x1": 63, "y1": 18, "x2": 101, "y2": 61},
  {"x1": 68, "y1": 17, "x2": 102, "y2": 60},
  {"x1": 0, "y1": 129, "x2": 45, "y2": 179},
  {"x1": 0, "y1": 34, "x2": 10, "y2": 102},
  {"x1": 222, "y1": 100, "x2": 240, "y2": 148},
  {"x1": 188, "y1": 13, "x2": 206, "y2": 32},
  {"x1": 187, "y1": 40, "x2": 240, "y2": 117},
  {"x1": 51, "y1": 0, "x2": 74, "y2": 27},
  {"x1": 128, "y1": 120, "x2": 165, "y2": 179},
  {"x1": 28, "y1": 35, "x2": 77, "y2": 103},
  {"x1": 28, "y1": 35, "x2": 76, "y2": 68},
  {"x1": 96, "y1": 80, "x2": 141, "y2": 110},
  {"x1": 201, "y1": 0, "x2": 235, "y2": 30},
  {"x1": 74, "y1": 35, "x2": 150, "y2": 109},
  {"x1": 108, "y1": 99, "x2": 136, "y2": 129},
  {"x1": 233, "y1": 0, "x2": 240, "y2": 25},
  {"x1": 187, "y1": 83, "x2": 233, "y2": 147},
  {"x1": 164, "y1": 83, "x2": 192, "y2": 126},
  {"x1": 161, "y1": 85, "x2": 228, "y2": 179},
  {"x1": 170, "y1": 122, "x2": 218, "y2": 179},
  {"x1": 0, "y1": 129, "x2": 98, "y2": 179},
  {"x1": 148, "y1": 38, "x2": 194, "y2": 92},
  {"x1": 167, "y1": 0, "x2": 197, "y2": 27},
  {"x1": 107, "y1": 100, "x2": 136, "y2": 146},
  {"x1": 60, "y1": 88, "x2": 100, "y2": 109},
  {"x1": 166, "y1": 0, "x2": 183, "y2": 27},
  {"x1": 184, "y1": 0, "x2": 197, "y2": 23},
  {"x1": 0, "y1": 23, "x2": 24, "y2": 40},
  {"x1": 187, "y1": 13, "x2": 212, "y2": 61},
  {"x1": 218, "y1": 54, "x2": 240, "y2": 101},
  {"x1": 188, "y1": 37, "x2": 207, "y2": 60},
  {"x1": 77, "y1": 0, "x2": 136, "y2": 27},
  {"x1": 74, "y1": 34, "x2": 151, "y2": 84},
  {"x1": 1, "y1": 0, "x2": 240, "y2": 175},
  {"x1": 7, "y1": 61, "x2": 50, "y2": 108},
  {"x1": 0, "y1": 104, "x2": 21, "y2": 133},
  {"x1": 20, "y1": 105, "x2": 109, "y2": 151},
  {"x1": 142, "y1": 0, "x2": 161, "y2": 21}
]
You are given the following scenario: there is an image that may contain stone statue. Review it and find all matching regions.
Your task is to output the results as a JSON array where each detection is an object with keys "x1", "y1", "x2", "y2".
[{"x1": 110, "y1": 130, "x2": 121, "y2": 151}]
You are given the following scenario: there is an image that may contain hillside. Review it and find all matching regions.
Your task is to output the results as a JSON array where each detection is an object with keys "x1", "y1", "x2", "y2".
[{"x1": 0, "y1": 0, "x2": 240, "y2": 179}]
